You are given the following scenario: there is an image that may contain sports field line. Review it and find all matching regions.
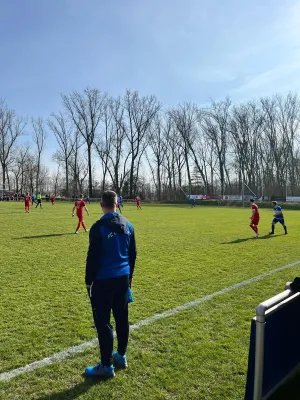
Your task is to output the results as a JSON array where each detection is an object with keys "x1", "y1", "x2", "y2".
[{"x1": 1, "y1": 259, "x2": 299, "y2": 382}]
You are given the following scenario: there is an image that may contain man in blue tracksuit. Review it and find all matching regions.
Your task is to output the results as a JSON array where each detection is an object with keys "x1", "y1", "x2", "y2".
[{"x1": 85, "y1": 190, "x2": 137, "y2": 378}]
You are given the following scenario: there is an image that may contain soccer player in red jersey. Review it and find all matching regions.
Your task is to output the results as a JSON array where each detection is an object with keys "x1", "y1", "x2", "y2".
[
  {"x1": 24, "y1": 192, "x2": 31, "y2": 213},
  {"x1": 72, "y1": 194, "x2": 89, "y2": 234},
  {"x1": 136, "y1": 196, "x2": 142, "y2": 210},
  {"x1": 51, "y1": 194, "x2": 55, "y2": 206},
  {"x1": 249, "y1": 198, "x2": 259, "y2": 238}
]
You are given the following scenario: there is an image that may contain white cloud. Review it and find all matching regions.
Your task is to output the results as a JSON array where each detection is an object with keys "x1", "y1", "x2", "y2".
[
  {"x1": 232, "y1": 60, "x2": 300, "y2": 94},
  {"x1": 192, "y1": 68, "x2": 238, "y2": 84},
  {"x1": 280, "y1": 0, "x2": 300, "y2": 44}
]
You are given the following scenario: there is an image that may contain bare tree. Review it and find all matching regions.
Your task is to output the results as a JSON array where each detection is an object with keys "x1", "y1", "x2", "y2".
[
  {"x1": 229, "y1": 101, "x2": 264, "y2": 194},
  {"x1": 25, "y1": 153, "x2": 37, "y2": 194},
  {"x1": 0, "y1": 100, "x2": 26, "y2": 188},
  {"x1": 161, "y1": 118, "x2": 176, "y2": 197},
  {"x1": 201, "y1": 98, "x2": 232, "y2": 196},
  {"x1": 94, "y1": 100, "x2": 131, "y2": 194},
  {"x1": 76, "y1": 155, "x2": 89, "y2": 194},
  {"x1": 260, "y1": 96, "x2": 287, "y2": 195},
  {"x1": 53, "y1": 164, "x2": 60, "y2": 196},
  {"x1": 19, "y1": 146, "x2": 31, "y2": 193},
  {"x1": 147, "y1": 114, "x2": 169, "y2": 200},
  {"x1": 68, "y1": 130, "x2": 84, "y2": 195},
  {"x1": 11, "y1": 145, "x2": 31, "y2": 192},
  {"x1": 164, "y1": 128, "x2": 186, "y2": 195},
  {"x1": 32, "y1": 117, "x2": 46, "y2": 191},
  {"x1": 105, "y1": 97, "x2": 131, "y2": 193},
  {"x1": 48, "y1": 112, "x2": 75, "y2": 195},
  {"x1": 275, "y1": 93, "x2": 300, "y2": 195},
  {"x1": 38, "y1": 165, "x2": 50, "y2": 193},
  {"x1": 61, "y1": 88, "x2": 106, "y2": 197},
  {"x1": 123, "y1": 90, "x2": 161, "y2": 197},
  {"x1": 11, "y1": 159, "x2": 22, "y2": 192},
  {"x1": 169, "y1": 103, "x2": 200, "y2": 195},
  {"x1": 94, "y1": 99, "x2": 114, "y2": 192}
]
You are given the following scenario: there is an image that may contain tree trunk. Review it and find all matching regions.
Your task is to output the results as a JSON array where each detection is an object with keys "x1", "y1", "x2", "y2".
[
  {"x1": 129, "y1": 158, "x2": 135, "y2": 197},
  {"x1": 87, "y1": 145, "x2": 93, "y2": 197},
  {"x1": 65, "y1": 159, "x2": 69, "y2": 195},
  {"x1": 157, "y1": 164, "x2": 161, "y2": 201},
  {"x1": 6, "y1": 168, "x2": 11, "y2": 191},
  {"x1": 36, "y1": 154, "x2": 41, "y2": 191},
  {"x1": 2, "y1": 164, "x2": 5, "y2": 187},
  {"x1": 184, "y1": 148, "x2": 192, "y2": 194}
]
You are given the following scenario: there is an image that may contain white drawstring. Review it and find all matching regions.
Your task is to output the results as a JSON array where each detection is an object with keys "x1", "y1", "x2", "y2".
[{"x1": 89, "y1": 282, "x2": 94, "y2": 298}]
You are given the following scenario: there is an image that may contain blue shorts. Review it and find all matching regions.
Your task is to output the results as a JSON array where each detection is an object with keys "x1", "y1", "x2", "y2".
[{"x1": 273, "y1": 217, "x2": 284, "y2": 225}]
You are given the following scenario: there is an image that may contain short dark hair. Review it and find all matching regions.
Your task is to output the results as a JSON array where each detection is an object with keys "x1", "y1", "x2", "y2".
[
  {"x1": 272, "y1": 201, "x2": 277, "y2": 205},
  {"x1": 250, "y1": 198, "x2": 254, "y2": 202},
  {"x1": 102, "y1": 190, "x2": 117, "y2": 207}
]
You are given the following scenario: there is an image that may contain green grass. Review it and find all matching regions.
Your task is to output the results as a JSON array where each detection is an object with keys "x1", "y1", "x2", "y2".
[{"x1": 0, "y1": 201, "x2": 300, "y2": 399}]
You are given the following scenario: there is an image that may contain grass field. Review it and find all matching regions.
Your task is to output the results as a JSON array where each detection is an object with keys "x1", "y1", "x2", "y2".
[{"x1": 0, "y1": 201, "x2": 300, "y2": 400}]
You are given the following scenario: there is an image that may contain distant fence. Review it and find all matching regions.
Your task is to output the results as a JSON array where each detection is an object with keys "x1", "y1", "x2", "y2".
[
  {"x1": 3, "y1": 195, "x2": 300, "y2": 208},
  {"x1": 286, "y1": 196, "x2": 300, "y2": 202},
  {"x1": 223, "y1": 195, "x2": 300, "y2": 203},
  {"x1": 57, "y1": 198, "x2": 137, "y2": 203}
]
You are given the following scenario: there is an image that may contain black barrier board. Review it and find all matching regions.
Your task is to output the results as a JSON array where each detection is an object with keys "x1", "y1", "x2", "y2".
[{"x1": 245, "y1": 295, "x2": 300, "y2": 399}]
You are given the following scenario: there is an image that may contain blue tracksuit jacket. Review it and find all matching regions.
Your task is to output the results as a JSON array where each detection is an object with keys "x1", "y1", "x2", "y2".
[{"x1": 85, "y1": 212, "x2": 137, "y2": 285}]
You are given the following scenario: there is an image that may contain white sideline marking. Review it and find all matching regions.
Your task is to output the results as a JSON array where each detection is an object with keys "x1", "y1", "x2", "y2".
[{"x1": 1, "y1": 260, "x2": 300, "y2": 382}]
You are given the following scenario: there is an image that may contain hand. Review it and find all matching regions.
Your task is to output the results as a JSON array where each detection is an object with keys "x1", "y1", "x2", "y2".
[{"x1": 72, "y1": 214, "x2": 74, "y2": 217}]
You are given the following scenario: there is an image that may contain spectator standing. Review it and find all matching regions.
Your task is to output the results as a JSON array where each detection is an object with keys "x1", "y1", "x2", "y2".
[{"x1": 85, "y1": 190, "x2": 137, "y2": 378}]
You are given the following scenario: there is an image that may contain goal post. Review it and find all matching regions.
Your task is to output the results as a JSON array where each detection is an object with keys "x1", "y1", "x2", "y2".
[
  {"x1": 242, "y1": 178, "x2": 259, "y2": 206},
  {"x1": 177, "y1": 185, "x2": 188, "y2": 199}
]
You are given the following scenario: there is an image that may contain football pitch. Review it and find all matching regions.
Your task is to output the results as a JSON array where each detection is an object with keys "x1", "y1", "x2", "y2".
[{"x1": 1, "y1": 201, "x2": 300, "y2": 400}]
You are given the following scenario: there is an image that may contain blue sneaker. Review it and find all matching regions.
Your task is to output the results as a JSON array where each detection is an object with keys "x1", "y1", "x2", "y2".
[
  {"x1": 85, "y1": 362, "x2": 115, "y2": 378},
  {"x1": 112, "y1": 352, "x2": 128, "y2": 369}
]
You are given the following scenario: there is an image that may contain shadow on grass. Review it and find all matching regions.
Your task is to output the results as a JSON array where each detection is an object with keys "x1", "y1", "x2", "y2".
[
  {"x1": 258, "y1": 234, "x2": 285, "y2": 240},
  {"x1": 14, "y1": 233, "x2": 75, "y2": 239},
  {"x1": 36, "y1": 375, "x2": 111, "y2": 400},
  {"x1": 221, "y1": 237, "x2": 252, "y2": 244},
  {"x1": 221, "y1": 234, "x2": 283, "y2": 244}
]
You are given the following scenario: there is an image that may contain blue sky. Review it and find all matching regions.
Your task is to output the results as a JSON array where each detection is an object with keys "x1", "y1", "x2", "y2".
[{"x1": 1, "y1": 0, "x2": 300, "y2": 168}]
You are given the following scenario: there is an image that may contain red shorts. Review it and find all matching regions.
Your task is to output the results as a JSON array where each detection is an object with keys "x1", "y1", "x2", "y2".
[
  {"x1": 251, "y1": 218, "x2": 259, "y2": 225},
  {"x1": 136, "y1": 202, "x2": 140, "y2": 206},
  {"x1": 77, "y1": 214, "x2": 83, "y2": 221},
  {"x1": 25, "y1": 201, "x2": 30, "y2": 207}
]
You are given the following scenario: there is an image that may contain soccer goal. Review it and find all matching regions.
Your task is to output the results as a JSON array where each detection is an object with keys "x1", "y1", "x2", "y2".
[
  {"x1": 241, "y1": 178, "x2": 259, "y2": 206},
  {"x1": 177, "y1": 185, "x2": 189, "y2": 199}
]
